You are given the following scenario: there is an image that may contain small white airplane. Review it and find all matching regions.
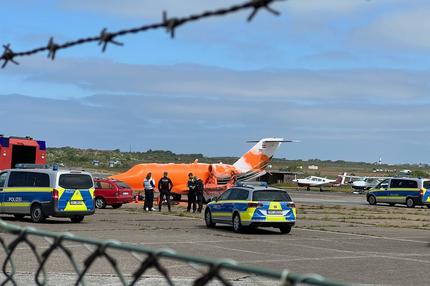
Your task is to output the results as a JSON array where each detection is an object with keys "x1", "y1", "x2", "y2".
[
  {"x1": 339, "y1": 174, "x2": 389, "y2": 193},
  {"x1": 293, "y1": 176, "x2": 343, "y2": 191},
  {"x1": 351, "y1": 177, "x2": 384, "y2": 191},
  {"x1": 399, "y1": 169, "x2": 412, "y2": 175}
]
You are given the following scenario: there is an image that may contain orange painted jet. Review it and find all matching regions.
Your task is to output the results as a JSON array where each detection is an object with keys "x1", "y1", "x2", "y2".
[{"x1": 111, "y1": 138, "x2": 295, "y2": 200}]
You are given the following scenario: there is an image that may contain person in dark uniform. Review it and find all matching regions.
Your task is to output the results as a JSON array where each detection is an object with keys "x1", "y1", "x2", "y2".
[
  {"x1": 194, "y1": 176, "x2": 204, "y2": 213},
  {"x1": 187, "y1": 172, "x2": 196, "y2": 212},
  {"x1": 158, "y1": 171, "x2": 173, "y2": 212}
]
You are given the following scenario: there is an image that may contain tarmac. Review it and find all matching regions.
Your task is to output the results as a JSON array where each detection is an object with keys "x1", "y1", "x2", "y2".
[{"x1": 0, "y1": 190, "x2": 429, "y2": 285}]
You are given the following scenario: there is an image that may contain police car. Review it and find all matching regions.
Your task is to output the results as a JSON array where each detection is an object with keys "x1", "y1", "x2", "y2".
[
  {"x1": 205, "y1": 184, "x2": 296, "y2": 233},
  {"x1": 367, "y1": 177, "x2": 430, "y2": 208},
  {"x1": 0, "y1": 165, "x2": 95, "y2": 223}
]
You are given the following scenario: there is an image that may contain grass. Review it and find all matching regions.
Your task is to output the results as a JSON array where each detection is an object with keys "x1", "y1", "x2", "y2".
[{"x1": 291, "y1": 201, "x2": 430, "y2": 231}]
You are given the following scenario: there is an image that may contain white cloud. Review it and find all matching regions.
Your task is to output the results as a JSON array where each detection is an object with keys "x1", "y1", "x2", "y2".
[
  {"x1": 286, "y1": 0, "x2": 374, "y2": 14},
  {"x1": 2, "y1": 54, "x2": 430, "y2": 162},
  {"x1": 57, "y1": 0, "x2": 389, "y2": 20},
  {"x1": 353, "y1": 7, "x2": 430, "y2": 50},
  {"x1": 6, "y1": 57, "x2": 430, "y2": 104},
  {"x1": 57, "y1": 0, "x2": 237, "y2": 20}
]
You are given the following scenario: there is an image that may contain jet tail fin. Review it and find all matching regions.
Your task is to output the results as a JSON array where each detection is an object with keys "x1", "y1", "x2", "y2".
[{"x1": 233, "y1": 138, "x2": 297, "y2": 174}]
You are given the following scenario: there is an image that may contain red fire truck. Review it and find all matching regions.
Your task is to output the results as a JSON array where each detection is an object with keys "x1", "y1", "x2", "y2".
[{"x1": 0, "y1": 136, "x2": 47, "y2": 170}]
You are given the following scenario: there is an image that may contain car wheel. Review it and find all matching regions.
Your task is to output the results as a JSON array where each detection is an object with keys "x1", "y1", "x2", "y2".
[
  {"x1": 70, "y1": 216, "x2": 84, "y2": 223},
  {"x1": 232, "y1": 213, "x2": 243, "y2": 233},
  {"x1": 426, "y1": 205, "x2": 430, "y2": 209},
  {"x1": 112, "y1": 204, "x2": 122, "y2": 209},
  {"x1": 406, "y1": 197, "x2": 415, "y2": 208},
  {"x1": 13, "y1": 214, "x2": 25, "y2": 220},
  {"x1": 279, "y1": 225, "x2": 292, "y2": 234},
  {"x1": 205, "y1": 209, "x2": 216, "y2": 228},
  {"x1": 30, "y1": 204, "x2": 45, "y2": 223},
  {"x1": 95, "y1": 197, "x2": 106, "y2": 209},
  {"x1": 367, "y1": 195, "x2": 377, "y2": 205},
  {"x1": 389, "y1": 203, "x2": 395, "y2": 206}
]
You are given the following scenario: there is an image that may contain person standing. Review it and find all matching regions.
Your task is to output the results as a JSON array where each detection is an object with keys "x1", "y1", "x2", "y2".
[
  {"x1": 158, "y1": 171, "x2": 173, "y2": 212},
  {"x1": 187, "y1": 172, "x2": 196, "y2": 212},
  {"x1": 143, "y1": 172, "x2": 156, "y2": 211},
  {"x1": 194, "y1": 176, "x2": 204, "y2": 213}
]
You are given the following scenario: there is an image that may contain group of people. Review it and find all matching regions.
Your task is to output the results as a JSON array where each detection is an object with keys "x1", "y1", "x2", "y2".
[
  {"x1": 142, "y1": 171, "x2": 204, "y2": 213},
  {"x1": 187, "y1": 172, "x2": 204, "y2": 213}
]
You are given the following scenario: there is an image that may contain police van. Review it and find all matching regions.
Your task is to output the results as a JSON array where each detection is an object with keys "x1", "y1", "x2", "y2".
[
  {"x1": 367, "y1": 177, "x2": 430, "y2": 208},
  {"x1": 0, "y1": 166, "x2": 95, "y2": 223}
]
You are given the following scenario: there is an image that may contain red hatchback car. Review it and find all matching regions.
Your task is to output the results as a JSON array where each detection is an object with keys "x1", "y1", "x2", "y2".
[{"x1": 94, "y1": 178, "x2": 134, "y2": 209}]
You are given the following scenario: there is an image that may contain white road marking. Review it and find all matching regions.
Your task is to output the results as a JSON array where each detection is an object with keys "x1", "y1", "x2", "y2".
[
  {"x1": 135, "y1": 235, "x2": 375, "y2": 246},
  {"x1": 297, "y1": 228, "x2": 429, "y2": 244},
  {"x1": 193, "y1": 243, "x2": 295, "y2": 258}
]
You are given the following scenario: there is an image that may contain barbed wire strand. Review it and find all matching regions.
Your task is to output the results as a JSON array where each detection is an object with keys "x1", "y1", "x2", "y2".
[{"x1": 0, "y1": 0, "x2": 286, "y2": 69}]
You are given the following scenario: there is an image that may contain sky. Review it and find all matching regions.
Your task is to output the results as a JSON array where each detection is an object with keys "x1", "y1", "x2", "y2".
[{"x1": 1, "y1": 0, "x2": 430, "y2": 164}]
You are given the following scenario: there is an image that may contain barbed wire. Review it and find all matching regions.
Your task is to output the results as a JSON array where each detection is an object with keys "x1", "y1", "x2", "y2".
[
  {"x1": 0, "y1": 219, "x2": 349, "y2": 286},
  {"x1": 0, "y1": 0, "x2": 286, "y2": 69}
]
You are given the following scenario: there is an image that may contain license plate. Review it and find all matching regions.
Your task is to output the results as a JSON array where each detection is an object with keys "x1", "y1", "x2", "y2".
[
  {"x1": 123, "y1": 192, "x2": 129, "y2": 195},
  {"x1": 70, "y1": 201, "x2": 83, "y2": 205},
  {"x1": 267, "y1": 210, "x2": 283, "y2": 215}
]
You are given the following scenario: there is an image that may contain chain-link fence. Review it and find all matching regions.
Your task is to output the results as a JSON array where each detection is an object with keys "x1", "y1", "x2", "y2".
[{"x1": 0, "y1": 219, "x2": 350, "y2": 286}]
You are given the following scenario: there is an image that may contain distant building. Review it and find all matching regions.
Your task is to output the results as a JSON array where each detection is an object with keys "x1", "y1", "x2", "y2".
[
  {"x1": 108, "y1": 160, "x2": 121, "y2": 168},
  {"x1": 308, "y1": 165, "x2": 319, "y2": 170},
  {"x1": 92, "y1": 160, "x2": 100, "y2": 167}
]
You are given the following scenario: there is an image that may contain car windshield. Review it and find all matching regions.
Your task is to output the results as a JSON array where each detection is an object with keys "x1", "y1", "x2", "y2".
[
  {"x1": 253, "y1": 190, "x2": 292, "y2": 202},
  {"x1": 375, "y1": 179, "x2": 389, "y2": 189},
  {"x1": 115, "y1": 181, "x2": 131, "y2": 189},
  {"x1": 59, "y1": 174, "x2": 93, "y2": 189}
]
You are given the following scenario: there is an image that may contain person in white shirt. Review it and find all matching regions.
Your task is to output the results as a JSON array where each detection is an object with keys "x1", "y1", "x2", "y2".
[{"x1": 143, "y1": 172, "x2": 156, "y2": 211}]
